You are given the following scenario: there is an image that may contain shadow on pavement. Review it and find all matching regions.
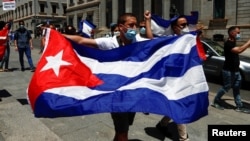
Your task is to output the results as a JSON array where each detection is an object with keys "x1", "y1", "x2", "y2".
[
  {"x1": 8, "y1": 67, "x2": 19, "y2": 72},
  {"x1": 17, "y1": 98, "x2": 29, "y2": 105},
  {"x1": 144, "y1": 122, "x2": 180, "y2": 141},
  {"x1": 0, "y1": 89, "x2": 12, "y2": 98},
  {"x1": 218, "y1": 99, "x2": 235, "y2": 109},
  {"x1": 211, "y1": 98, "x2": 250, "y2": 110}
]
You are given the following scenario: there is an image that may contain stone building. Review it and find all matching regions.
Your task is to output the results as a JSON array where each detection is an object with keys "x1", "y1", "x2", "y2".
[
  {"x1": 1, "y1": 0, "x2": 250, "y2": 42},
  {"x1": 0, "y1": 0, "x2": 67, "y2": 37},
  {"x1": 65, "y1": 0, "x2": 250, "y2": 41}
]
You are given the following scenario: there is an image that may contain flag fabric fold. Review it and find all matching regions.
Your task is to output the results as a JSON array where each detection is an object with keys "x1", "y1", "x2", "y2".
[
  {"x1": 0, "y1": 26, "x2": 9, "y2": 60},
  {"x1": 27, "y1": 29, "x2": 209, "y2": 124},
  {"x1": 151, "y1": 11, "x2": 199, "y2": 36},
  {"x1": 78, "y1": 20, "x2": 96, "y2": 38}
]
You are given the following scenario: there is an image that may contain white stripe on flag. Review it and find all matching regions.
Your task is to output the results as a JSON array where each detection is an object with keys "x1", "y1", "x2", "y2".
[
  {"x1": 80, "y1": 34, "x2": 196, "y2": 77},
  {"x1": 45, "y1": 65, "x2": 208, "y2": 100},
  {"x1": 151, "y1": 20, "x2": 172, "y2": 36}
]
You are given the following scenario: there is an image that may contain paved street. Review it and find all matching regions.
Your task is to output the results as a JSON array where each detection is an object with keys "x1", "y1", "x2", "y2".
[{"x1": 0, "y1": 38, "x2": 250, "y2": 141}]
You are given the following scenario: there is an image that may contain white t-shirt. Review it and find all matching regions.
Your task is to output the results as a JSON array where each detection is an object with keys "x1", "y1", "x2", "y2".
[
  {"x1": 135, "y1": 34, "x2": 149, "y2": 42},
  {"x1": 95, "y1": 36, "x2": 119, "y2": 50},
  {"x1": 95, "y1": 35, "x2": 143, "y2": 50}
]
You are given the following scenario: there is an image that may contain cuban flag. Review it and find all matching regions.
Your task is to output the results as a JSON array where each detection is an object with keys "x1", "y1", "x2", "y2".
[
  {"x1": 0, "y1": 26, "x2": 9, "y2": 60},
  {"x1": 27, "y1": 29, "x2": 208, "y2": 124},
  {"x1": 151, "y1": 11, "x2": 199, "y2": 36},
  {"x1": 78, "y1": 20, "x2": 96, "y2": 38}
]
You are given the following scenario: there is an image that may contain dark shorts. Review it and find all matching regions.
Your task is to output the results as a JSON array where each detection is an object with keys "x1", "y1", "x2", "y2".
[{"x1": 111, "y1": 112, "x2": 136, "y2": 133}]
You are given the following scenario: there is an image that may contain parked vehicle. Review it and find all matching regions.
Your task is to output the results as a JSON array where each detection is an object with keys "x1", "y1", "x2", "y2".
[{"x1": 201, "y1": 38, "x2": 250, "y2": 85}]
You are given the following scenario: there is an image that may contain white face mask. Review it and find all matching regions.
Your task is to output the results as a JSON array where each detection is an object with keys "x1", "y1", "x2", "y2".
[
  {"x1": 113, "y1": 31, "x2": 120, "y2": 37},
  {"x1": 181, "y1": 27, "x2": 190, "y2": 34}
]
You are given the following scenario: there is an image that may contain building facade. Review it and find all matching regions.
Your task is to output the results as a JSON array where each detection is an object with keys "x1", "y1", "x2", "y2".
[
  {"x1": 66, "y1": 0, "x2": 250, "y2": 41},
  {"x1": 0, "y1": 0, "x2": 67, "y2": 34},
  {"x1": 1, "y1": 0, "x2": 250, "y2": 41}
]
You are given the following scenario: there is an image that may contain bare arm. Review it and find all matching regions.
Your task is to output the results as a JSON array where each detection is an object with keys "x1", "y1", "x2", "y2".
[
  {"x1": 29, "y1": 38, "x2": 33, "y2": 49},
  {"x1": 14, "y1": 39, "x2": 18, "y2": 51},
  {"x1": 144, "y1": 10, "x2": 154, "y2": 39},
  {"x1": 62, "y1": 34, "x2": 98, "y2": 48},
  {"x1": 231, "y1": 39, "x2": 250, "y2": 54}
]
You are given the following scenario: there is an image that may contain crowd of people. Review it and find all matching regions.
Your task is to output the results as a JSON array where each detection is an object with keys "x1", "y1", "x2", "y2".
[{"x1": 1, "y1": 9, "x2": 250, "y2": 141}]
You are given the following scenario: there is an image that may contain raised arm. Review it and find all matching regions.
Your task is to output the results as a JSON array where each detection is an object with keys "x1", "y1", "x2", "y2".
[
  {"x1": 231, "y1": 39, "x2": 250, "y2": 54},
  {"x1": 144, "y1": 10, "x2": 154, "y2": 39}
]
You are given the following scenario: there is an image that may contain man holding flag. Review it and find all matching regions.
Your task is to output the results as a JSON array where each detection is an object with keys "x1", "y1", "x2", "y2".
[
  {"x1": 63, "y1": 12, "x2": 149, "y2": 141},
  {"x1": 145, "y1": 10, "x2": 205, "y2": 141},
  {"x1": 27, "y1": 11, "x2": 208, "y2": 141}
]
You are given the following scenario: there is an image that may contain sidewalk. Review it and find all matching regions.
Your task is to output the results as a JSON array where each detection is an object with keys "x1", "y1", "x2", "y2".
[{"x1": 0, "y1": 39, "x2": 250, "y2": 141}]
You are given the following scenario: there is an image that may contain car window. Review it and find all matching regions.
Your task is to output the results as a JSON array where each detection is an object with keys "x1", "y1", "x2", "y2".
[
  {"x1": 202, "y1": 39, "x2": 224, "y2": 56},
  {"x1": 202, "y1": 43, "x2": 214, "y2": 57},
  {"x1": 202, "y1": 43, "x2": 209, "y2": 52},
  {"x1": 208, "y1": 41, "x2": 224, "y2": 56}
]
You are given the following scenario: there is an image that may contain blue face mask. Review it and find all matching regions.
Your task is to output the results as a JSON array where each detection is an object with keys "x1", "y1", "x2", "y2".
[
  {"x1": 140, "y1": 27, "x2": 146, "y2": 35},
  {"x1": 124, "y1": 28, "x2": 137, "y2": 40},
  {"x1": 236, "y1": 34, "x2": 241, "y2": 40}
]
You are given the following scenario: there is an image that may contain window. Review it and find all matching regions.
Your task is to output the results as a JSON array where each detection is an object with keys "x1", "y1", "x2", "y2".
[
  {"x1": 77, "y1": 16, "x2": 82, "y2": 29},
  {"x1": 25, "y1": 4, "x2": 28, "y2": 16},
  {"x1": 18, "y1": 7, "x2": 20, "y2": 18},
  {"x1": 69, "y1": 0, "x2": 74, "y2": 6},
  {"x1": 86, "y1": 14, "x2": 93, "y2": 23},
  {"x1": 63, "y1": 5, "x2": 67, "y2": 15},
  {"x1": 132, "y1": 0, "x2": 144, "y2": 23},
  {"x1": 106, "y1": 0, "x2": 112, "y2": 27},
  {"x1": 118, "y1": 0, "x2": 125, "y2": 18},
  {"x1": 152, "y1": 0, "x2": 162, "y2": 16},
  {"x1": 52, "y1": 5, "x2": 57, "y2": 14},
  {"x1": 78, "y1": 0, "x2": 84, "y2": 4},
  {"x1": 69, "y1": 17, "x2": 73, "y2": 26},
  {"x1": 40, "y1": 4, "x2": 45, "y2": 13},
  {"x1": 214, "y1": 0, "x2": 225, "y2": 19},
  {"x1": 21, "y1": 6, "x2": 24, "y2": 17},
  {"x1": 170, "y1": 0, "x2": 183, "y2": 16},
  {"x1": 29, "y1": 3, "x2": 32, "y2": 14}
]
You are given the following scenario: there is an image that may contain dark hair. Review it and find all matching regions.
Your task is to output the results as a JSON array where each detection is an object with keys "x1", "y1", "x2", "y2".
[
  {"x1": 110, "y1": 24, "x2": 117, "y2": 32},
  {"x1": 170, "y1": 15, "x2": 186, "y2": 29},
  {"x1": 228, "y1": 26, "x2": 240, "y2": 34},
  {"x1": 0, "y1": 21, "x2": 6, "y2": 30},
  {"x1": 19, "y1": 20, "x2": 24, "y2": 25},
  {"x1": 117, "y1": 13, "x2": 137, "y2": 25},
  {"x1": 65, "y1": 25, "x2": 76, "y2": 35}
]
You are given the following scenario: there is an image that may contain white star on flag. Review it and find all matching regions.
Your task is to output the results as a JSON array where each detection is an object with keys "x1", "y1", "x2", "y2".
[{"x1": 41, "y1": 50, "x2": 72, "y2": 76}]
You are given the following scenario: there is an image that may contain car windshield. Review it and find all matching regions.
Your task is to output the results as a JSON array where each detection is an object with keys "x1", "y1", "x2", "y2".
[{"x1": 204, "y1": 40, "x2": 224, "y2": 56}]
